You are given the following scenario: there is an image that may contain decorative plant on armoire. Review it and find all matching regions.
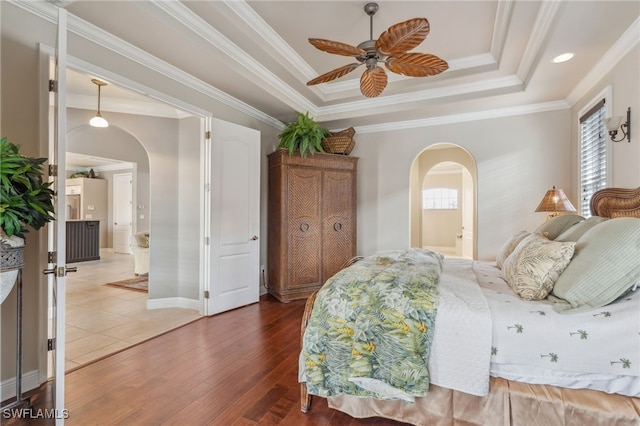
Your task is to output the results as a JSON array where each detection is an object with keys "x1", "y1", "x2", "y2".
[
  {"x1": 278, "y1": 111, "x2": 330, "y2": 157},
  {"x1": 1, "y1": 136, "x2": 55, "y2": 303}
]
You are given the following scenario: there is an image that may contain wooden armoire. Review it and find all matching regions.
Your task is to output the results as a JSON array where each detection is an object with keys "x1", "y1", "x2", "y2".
[{"x1": 267, "y1": 150, "x2": 358, "y2": 302}]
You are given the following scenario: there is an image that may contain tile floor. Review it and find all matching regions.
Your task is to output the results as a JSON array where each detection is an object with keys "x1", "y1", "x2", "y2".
[{"x1": 64, "y1": 251, "x2": 201, "y2": 371}]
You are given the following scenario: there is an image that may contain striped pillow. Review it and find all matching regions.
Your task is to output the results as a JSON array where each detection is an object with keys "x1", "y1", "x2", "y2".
[{"x1": 550, "y1": 217, "x2": 640, "y2": 313}]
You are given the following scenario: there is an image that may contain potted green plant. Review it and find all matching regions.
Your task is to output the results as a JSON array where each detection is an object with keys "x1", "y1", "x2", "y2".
[
  {"x1": 278, "y1": 111, "x2": 330, "y2": 157},
  {"x1": 1, "y1": 136, "x2": 55, "y2": 303}
]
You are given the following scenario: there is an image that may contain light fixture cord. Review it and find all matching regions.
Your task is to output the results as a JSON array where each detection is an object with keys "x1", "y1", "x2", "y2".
[{"x1": 97, "y1": 84, "x2": 102, "y2": 114}]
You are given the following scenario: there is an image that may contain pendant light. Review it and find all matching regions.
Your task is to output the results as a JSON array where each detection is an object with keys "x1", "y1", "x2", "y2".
[{"x1": 89, "y1": 79, "x2": 109, "y2": 128}]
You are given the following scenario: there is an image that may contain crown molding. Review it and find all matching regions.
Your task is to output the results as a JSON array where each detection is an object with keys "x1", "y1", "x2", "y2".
[
  {"x1": 11, "y1": 0, "x2": 634, "y2": 137},
  {"x1": 11, "y1": 0, "x2": 283, "y2": 129},
  {"x1": 316, "y1": 75, "x2": 523, "y2": 119},
  {"x1": 354, "y1": 100, "x2": 569, "y2": 134},
  {"x1": 516, "y1": 0, "x2": 564, "y2": 87},
  {"x1": 490, "y1": 0, "x2": 515, "y2": 62},
  {"x1": 566, "y1": 17, "x2": 640, "y2": 107},
  {"x1": 148, "y1": 0, "x2": 315, "y2": 115},
  {"x1": 225, "y1": 1, "x2": 509, "y2": 102}
]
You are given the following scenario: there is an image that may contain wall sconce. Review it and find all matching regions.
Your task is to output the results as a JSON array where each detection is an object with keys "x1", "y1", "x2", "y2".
[
  {"x1": 604, "y1": 107, "x2": 630, "y2": 143},
  {"x1": 89, "y1": 79, "x2": 109, "y2": 128},
  {"x1": 535, "y1": 186, "x2": 576, "y2": 219}
]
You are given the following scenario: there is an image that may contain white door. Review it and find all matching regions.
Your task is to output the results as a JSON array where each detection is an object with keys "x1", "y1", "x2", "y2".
[
  {"x1": 113, "y1": 173, "x2": 133, "y2": 254},
  {"x1": 206, "y1": 118, "x2": 260, "y2": 315},
  {"x1": 45, "y1": 8, "x2": 69, "y2": 425},
  {"x1": 461, "y1": 168, "x2": 474, "y2": 259}
]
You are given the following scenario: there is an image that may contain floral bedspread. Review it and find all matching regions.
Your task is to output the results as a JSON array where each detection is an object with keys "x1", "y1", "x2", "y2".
[{"x1": 302, "y1": 248, "x2": 444, "y2": 402}]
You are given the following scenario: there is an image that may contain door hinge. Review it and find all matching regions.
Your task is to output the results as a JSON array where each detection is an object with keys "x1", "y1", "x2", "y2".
[
  {"x1": 48, "y1": 338, "x2": 55, "y2": 351},
  {"x1": 205, "y1": 131, "x2": 211, "y2": 139},
  {"x1": 205, "y1": 237, "x2": 210, "y2": 245},
  {"x1": 48, "y1": 251, "x2": 57, "y2": 263},
  {"x1": 48, "y1": 164, "x2": 58, "y2": 177},
  {"x1": 204, "y1": 291, "x2": 210, "y2": 299},
  {"x1": 49, "y1": 79, "x2": 57, "y2": 92}
]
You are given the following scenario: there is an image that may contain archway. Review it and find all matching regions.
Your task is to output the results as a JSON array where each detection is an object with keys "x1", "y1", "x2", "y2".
[{"x1": 409, "y1": 143, "x2": 477, "y2": 259}]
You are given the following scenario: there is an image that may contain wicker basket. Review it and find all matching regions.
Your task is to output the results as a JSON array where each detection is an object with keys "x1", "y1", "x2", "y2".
[{"x1": 322, "y1": 127, "x2": 356, "y2": 155}]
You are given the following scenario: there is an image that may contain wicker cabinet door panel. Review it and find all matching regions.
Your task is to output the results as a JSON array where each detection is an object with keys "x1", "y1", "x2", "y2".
[
  {"x1": 287, "y1": 167, "x2": 323, "y2": 289},
  {"x1": 322, "y1": 170, "x2": 356, "y2": 281}
]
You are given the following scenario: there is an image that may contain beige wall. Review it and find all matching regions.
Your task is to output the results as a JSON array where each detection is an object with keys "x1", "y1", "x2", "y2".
[{"x1": 351, "y1": 108, "x2": 573, "y2": 261}]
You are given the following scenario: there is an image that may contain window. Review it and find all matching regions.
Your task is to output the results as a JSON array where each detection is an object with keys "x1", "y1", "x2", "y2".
[
  {"x1": 579, "y1": 98, "x2": 607, "y2": 217},
  {"x1": 423, "y1": 188, "x2": 458, "y2": 209}
]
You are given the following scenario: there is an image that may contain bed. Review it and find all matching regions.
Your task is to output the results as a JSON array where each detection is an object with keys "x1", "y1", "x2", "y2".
[{"x1": 299, "y1": 187, "x2": 640, "y2": 425}]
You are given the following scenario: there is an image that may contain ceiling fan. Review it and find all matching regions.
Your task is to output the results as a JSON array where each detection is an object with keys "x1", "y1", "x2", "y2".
[{"x1": 306, "y1": 2, "x2": 449, "y2": 98}]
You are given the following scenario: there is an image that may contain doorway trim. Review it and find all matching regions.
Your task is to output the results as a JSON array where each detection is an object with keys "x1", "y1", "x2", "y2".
[
  {"x1": 409, "y1": 143, "x2": 478, "y2": 259},
  {"x1": 38, "y1": 43, "x2": 212, "y2": 388}
]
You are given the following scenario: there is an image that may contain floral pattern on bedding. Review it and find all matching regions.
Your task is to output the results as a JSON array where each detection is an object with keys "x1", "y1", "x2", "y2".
[{"x1": 302, "y1": 249, "x2": 443, "y2": 401}]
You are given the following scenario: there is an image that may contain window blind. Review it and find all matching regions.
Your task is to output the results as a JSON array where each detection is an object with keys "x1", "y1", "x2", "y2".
[{"x1": 579, "y1": 99, "x2": 606, "y2": 217}]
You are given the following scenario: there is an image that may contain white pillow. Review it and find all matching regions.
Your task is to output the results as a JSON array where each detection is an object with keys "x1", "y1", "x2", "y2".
[{"x1": 502, "y1": 233, "x2": 575, "y2": 300}]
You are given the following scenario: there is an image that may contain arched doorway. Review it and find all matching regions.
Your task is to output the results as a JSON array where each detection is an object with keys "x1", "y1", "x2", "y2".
[{"x1": 410, "y1": 144, "x2": 477, "y2": 259}]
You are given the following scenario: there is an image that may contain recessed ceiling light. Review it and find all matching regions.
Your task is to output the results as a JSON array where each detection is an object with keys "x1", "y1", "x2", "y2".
[{"x1": 552, "y1": 53, "x2": 574, "y2": 63}]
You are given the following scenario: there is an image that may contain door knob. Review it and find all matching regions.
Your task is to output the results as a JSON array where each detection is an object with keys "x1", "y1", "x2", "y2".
[
  {"x1": 250, "y1": 235, "x2": 259, "y2": 241},
  {"x1": 43, "y1": 266, "x2": 78, "y2": 276}
]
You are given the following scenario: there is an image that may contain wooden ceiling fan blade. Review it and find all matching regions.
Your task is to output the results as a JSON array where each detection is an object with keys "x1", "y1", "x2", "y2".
[
  {"x1": 375, "y1": 18, "x2": 430, "y2": 55},
  {"x1": 309, "y1": 38, "x2": 366, "y2": 57},
  {"x1": 386, "y1": 53, "x2": 449, "y2": 77},
  {"x1": 360, "y1": 66, "x2": 388, "y2": 98},
  {"x1": 307, "y1": 63, "x2": 362, "y2": 86}
]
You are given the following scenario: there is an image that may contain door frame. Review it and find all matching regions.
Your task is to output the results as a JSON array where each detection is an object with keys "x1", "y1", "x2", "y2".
[
  {"x1": 113, "y1": 172, "x2": 134, "y2": 254},
  {"x1": 410, "y1": 143, "x2": 478, "y2": 260},
  {"x1": 38, "y1": 41, "x2": 213, "y2": 409}
]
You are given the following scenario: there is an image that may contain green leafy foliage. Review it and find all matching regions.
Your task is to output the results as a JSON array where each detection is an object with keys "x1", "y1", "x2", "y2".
[
  {"x1": 0, "y1": 137, "x2": 55, "y2": 238},
  {"x1": 278, "y1": 111, "x2": 329, "y2": 157}
]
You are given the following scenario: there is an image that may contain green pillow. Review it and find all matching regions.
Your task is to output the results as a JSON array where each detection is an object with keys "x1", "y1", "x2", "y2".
[
  {"x1": 554, "y1": 216, "x2": 608, "y2": 242},
  {"x1": 549, "y1": 217, "x2": 640, "y2": 313},
  {"x1": 533, "y1": 214, "x2": 584, "y2": 240}
]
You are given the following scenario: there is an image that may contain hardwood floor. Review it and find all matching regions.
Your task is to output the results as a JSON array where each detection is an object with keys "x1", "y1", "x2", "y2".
[{"x1": 5, "y1": 295, "x2": 406, "y2": 425}]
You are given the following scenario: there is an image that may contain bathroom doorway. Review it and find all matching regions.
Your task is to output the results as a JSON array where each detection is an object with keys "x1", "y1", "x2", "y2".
[{"x1": 410, "y1": 144, "x2": 477, "y2": 259}]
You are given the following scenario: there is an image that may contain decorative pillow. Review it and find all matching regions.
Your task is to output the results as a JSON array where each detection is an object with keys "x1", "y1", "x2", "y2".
[
  {"x1": 533, "y1": 214, "x2": 584, "y2": 240},
  {"x1": 134, "y1": 231, "x2": 149, "y2": 248},
  {"x1": 502, "y1": 233, "x2": 575, "y2": 300},
  {"x1": 549, "y1": 217, "x2": 640, "y2": 314},
  {"x1": 554, "y1": 216, "x2": 608, "y2": 242},
  {"x1": 495, "y1": 231, "x2": 529, "y2": 269}
]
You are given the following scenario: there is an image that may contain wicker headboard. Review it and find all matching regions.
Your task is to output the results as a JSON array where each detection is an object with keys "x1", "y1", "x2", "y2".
[{"x1": 589, "y1": 187, "x2": 640, "y2": 218}]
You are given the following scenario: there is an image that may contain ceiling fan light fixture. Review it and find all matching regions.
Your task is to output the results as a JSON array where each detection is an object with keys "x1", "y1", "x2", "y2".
[
  {"x1": 89, "y1": 78, "x2": 109, "y2": 128},
  {"x1": 306, "y1": 2, "x2": 448, "y2": 98}
]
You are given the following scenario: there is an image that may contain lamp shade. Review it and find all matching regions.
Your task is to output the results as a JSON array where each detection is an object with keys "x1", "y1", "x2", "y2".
[
  {"x1": 605, "y1": 116, "x2": 622, "y2": 133},
  {"x1": 89, "y1": 113, "x2": 109, "y2": 128},
  {"x1": 535, "y1": 186, "x2": 576, "y2": 215}
]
